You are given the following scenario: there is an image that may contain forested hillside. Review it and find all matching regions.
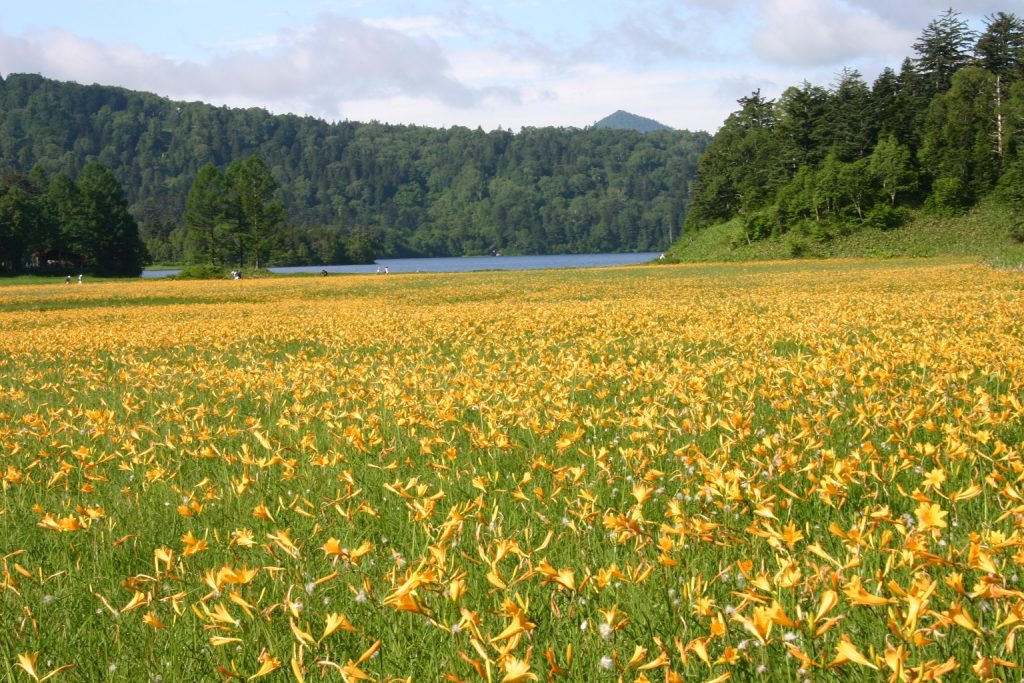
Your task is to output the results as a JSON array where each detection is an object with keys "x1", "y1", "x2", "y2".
[
  {"x1": 0, "y1": 73, "x2": 709, "y2": 264},
  {"x1": 677, "y1": 9, "x2": 1024, "y2": 257}
]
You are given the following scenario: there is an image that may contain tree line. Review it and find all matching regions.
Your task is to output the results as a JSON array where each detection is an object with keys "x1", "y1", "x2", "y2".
[
  {"x1": 0, "y1": 163, "x2": 146, "y2": 275},
  {"x1": 0, "y1": 73, "x2": 710, "y2": 267},
  {"x1": 684, "y1": 9, "x2": 1024, "y2": 247}
]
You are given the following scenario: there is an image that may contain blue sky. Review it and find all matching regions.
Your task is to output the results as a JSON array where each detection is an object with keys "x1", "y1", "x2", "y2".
[{"x1": 0, "y1": 1, "x2": 1008, "y2": 132}]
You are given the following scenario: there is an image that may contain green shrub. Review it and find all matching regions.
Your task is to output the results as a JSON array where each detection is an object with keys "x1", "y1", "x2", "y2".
[
  {"x1": 242, "y1": 268, "x2": 276, "y2": 279},
  {"x1": 1010, "y1": 215, "x2": 1024, "y2": 244},
  {"x1": 865, "y1": 204, "x2": 907, "y2": 231},
  {"x1": 807, "y1": 221, "x2": 834, "y2": 243},
  {"x1": 743, "y1": 210, "x2": 774, "y2": 241},
  {"x1": 789, "y1": 237, "x2": 810, "y2": 258},
  {"x1": 994, "y1": 161, "x2": 1024, "y2": 205},
  {"x1": 926, "y1": 176, "x2": 967, "y2": 213}
]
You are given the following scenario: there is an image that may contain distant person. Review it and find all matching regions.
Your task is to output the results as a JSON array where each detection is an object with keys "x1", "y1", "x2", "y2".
[
  {"x1": 376, "y1": 267, "x2": 381, "y2": 274},
  {"x1": 65, "y1": 275, "x2": 71, "y2": 284},
  {"x1": 384, "y1": 266, "x2": 389, "y2": 275},
  {"x1": 321, "y1": 269, "x2": 328, "y2": 276},
  {"x1": 77, "y1": 274, "x2": 83, "y2": 284}
]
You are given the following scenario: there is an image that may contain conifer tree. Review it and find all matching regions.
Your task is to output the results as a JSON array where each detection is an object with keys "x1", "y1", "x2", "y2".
[
  {"x1": 73, "y1": 162, "x2": 148, "y2": 275},
  {"x1": 825, "y1": 68, "x2": 876, "y2": 161},
  {"x1": 184, "y1": 163, "x2": 231, "y2": 265},
  {"x1": 913, "y1": 8, "x2": 977, "y2": 100},
  {"x1": 976, "y1": 12, "x2": 1024, "y2": 83},
  {"x1": 920, "y1": 68, "x2": 1000, "y2": 208},
  {"x1": 976, "y1": 12, "x2": 1024, "y2": 163}
]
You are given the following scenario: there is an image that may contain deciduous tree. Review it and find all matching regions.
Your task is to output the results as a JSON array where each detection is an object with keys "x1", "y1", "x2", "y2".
[{"x1": 868, "y1": 135, "x2": 917, "y2": 206}]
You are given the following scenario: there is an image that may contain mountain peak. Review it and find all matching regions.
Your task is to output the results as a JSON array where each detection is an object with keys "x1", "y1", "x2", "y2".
[{"x1": 593, "y1": 110, "x2": 673, "y2": 133}]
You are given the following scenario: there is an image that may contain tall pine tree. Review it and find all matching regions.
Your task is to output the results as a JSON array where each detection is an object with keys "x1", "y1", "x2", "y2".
[
  {"x1": 74, "y1": 162, "x2": 148, "y2": 275},
  {"x1": 227, "y1": 156, "x2": 285, "y2": 269},
  {"x1": 976, "y1": 12, "x2": 1024, "y2": 164},
  {"x1": 184, "y1": 163, "x2": 231, "y2": 265},
  {"x1": 913, "y1": 8, "x2": 977, "y2": 100},
  {"x1": 920, "y1": 68, "x2": 1000, "y2": 209},
  {"x1": 825, "y1": 68, "x2": 876, "y2": 161}
]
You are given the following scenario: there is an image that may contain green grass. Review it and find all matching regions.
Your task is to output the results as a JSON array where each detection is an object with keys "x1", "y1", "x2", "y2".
[
  {"x1": 0, "y1": 274, "x2": 92, "y2": 287},
  {"x1": 0, "y1": 274, "x2": 145, "y2": 288},
  {"x1": 667, "y1": 200, "x2": 1024, "y2": 266}
]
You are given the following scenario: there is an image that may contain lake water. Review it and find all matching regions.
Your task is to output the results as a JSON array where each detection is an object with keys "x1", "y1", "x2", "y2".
[{"x1": 142, "y1": 252, "x2": 663, "y2": 278}]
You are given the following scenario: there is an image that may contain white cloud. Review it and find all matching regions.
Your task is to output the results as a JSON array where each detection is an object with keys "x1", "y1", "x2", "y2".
[
  {"x1": 2, "y1": 6, "x2": 742, "y2": 130},
  {"x1": 750, "y1": 0, "x2": 912, "y2": 66},
  {"x1": 0, "y1": 1, "x2": 1004, "y2": 133},
  {"x1": 346, "y1": 61, "x2": 755, "y2": 133},
  {"x1": 0, "y1": 13, "x2": 506, "y2": 120}
]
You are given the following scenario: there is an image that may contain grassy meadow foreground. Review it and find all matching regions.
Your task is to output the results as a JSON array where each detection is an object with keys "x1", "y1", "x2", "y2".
[{"x1": 1, "y1": 261, "x2": 1024, "y2": 682}]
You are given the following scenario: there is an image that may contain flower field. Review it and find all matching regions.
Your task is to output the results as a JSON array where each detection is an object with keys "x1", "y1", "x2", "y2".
[{"x1": 1, "y1": 260, "x2": 1023, "y2": 682}]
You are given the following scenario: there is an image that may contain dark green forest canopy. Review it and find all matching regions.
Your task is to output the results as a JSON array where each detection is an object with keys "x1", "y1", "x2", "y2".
[
  {"x1": 682, "y1": 9, "x2": 1024, "y2": 249},
  {"x1": 0, "y1": 73, "x2": 710, "y2": 264},
  {"x1": 0, "y1": 162, "x2": 146, "y2": 276}
]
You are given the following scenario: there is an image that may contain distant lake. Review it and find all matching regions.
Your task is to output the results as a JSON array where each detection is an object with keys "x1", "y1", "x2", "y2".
[{"x1": 142, "y1": 252, "x2": 663, "y2": 278}]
